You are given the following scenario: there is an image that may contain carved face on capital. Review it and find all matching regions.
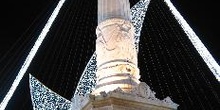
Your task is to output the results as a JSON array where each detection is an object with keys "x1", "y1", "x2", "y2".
[{"x1": 138, "y1": 82, "x2": 150, "y2": 98}]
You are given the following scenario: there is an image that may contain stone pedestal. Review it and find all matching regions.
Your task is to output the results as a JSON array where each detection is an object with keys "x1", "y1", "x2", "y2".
[{"x1": 72, "y1": 82, "x2": 179, "y2": 110}]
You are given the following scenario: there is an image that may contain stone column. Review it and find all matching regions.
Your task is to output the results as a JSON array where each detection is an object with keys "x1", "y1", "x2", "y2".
[
  {"x1": 93, "y1": 0, "x2": 140, "y2": 95},
  {"x1": 73, "y1": 1, "x2": 179, "y2": 109}
]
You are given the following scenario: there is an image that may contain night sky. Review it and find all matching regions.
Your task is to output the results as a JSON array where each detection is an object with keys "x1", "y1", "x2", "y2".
[
  {"x1": 0, "y1": 0, "x2": 219, "y2": 109},
  {"x1": 0, "y1": 0, "x2": 219, "y2": 66}
]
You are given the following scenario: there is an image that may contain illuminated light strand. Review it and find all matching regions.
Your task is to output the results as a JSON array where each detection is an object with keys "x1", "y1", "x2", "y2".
[
  {"x1": 154, "y1": 3, "x2": 199, "y2": 105},
  {"x1": 164, "y1": 0, "x2": 220, "y2": 81},
  {"x1": 29, "y1": 74, "x2": 71, "y2": 110},
  {"x1": 74, "y1": 53, "x2": 97, "y2": 96},
  {"x1": 0, "y1": 0, "x2": 66, "y2": 109},
  {"x1": 131, "y1": 0, "x2": 150, "y2": 51}
]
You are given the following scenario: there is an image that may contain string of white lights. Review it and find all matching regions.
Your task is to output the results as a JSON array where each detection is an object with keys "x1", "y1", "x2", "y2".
[
  {"x1": 29, "y1": 74, "x2": 71, "y2": 109},
  {"x1": 164, "y1": 0, "x2": 220, "y2": 81},
  {"x1": 0, "y1": 0, "x2": 66, "y2": 109}
]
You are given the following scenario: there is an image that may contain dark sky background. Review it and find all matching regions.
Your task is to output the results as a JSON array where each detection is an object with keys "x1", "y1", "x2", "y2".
[
  {"x1": 0, "y1": 0, "x2": 219, "y2": 64},
  {"x1": 0, "y1": 1, "x2": 219, "y2": 109}
]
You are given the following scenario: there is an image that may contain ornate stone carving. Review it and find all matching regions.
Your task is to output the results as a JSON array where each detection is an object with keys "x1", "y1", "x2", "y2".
[
  {"x1": 90, "y1": 82, "x2": 179, "y2": 109},
  {"x1": 94, "y1": 18, "x2": 141, "y2": 94},
  {"x1": 96, "y1": 18, "x2": 138, "y2": 67},
  {"x1": 132, "y1": 82, "x2": 151, "y2": 98},
  {"x1": 130, "y1": 82, "x2": 179, "y2": 108},
  {"x1": 71, "y1": 94, "x2": 89, "y2": 110}
]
